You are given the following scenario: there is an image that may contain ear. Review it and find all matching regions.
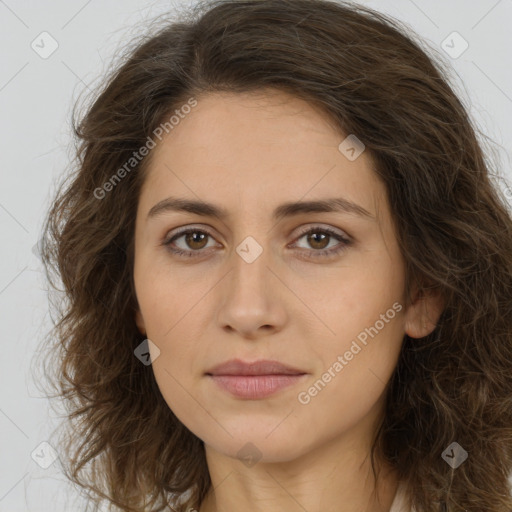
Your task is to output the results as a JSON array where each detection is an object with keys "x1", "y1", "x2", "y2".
[
  {"x1": 404, "y1": 283, "x2": 445, "y2": 339},
  {"x1": 135, "y1": 308, "x2": 147, "y2": 336}
]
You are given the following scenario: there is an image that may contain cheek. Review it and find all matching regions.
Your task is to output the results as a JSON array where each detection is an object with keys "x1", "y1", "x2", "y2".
[
  {"x1": 298, "y1": 316, "x2": 404, "y2": 429},
  {"x1": 301, "y1": 261, "x2": 405, "y2": 408},
  {"x1": 135, "y1": 257, "x2": 193, "y2": 333},
  {"x1": 134, "y1": 261, "x2": 208, "y2": 364},
  {"x1": 151, "y1": 359, "x2": 211, "y2": 438},
  {"x1": 301, "y1": 258, "x2": 404, "y2": 345},
  {"x1": 143, "y1": 299, "x2": 206, "y2": 428}
]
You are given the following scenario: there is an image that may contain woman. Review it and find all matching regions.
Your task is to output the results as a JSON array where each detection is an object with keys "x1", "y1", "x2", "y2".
[{"x1": 39, "y1": 0, "x2": 512, "y2": 511}]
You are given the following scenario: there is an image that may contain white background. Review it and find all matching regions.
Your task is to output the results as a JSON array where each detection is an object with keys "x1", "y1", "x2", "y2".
[{"x1": 0, "y1": 0, "x2": 511, "y2": 510}]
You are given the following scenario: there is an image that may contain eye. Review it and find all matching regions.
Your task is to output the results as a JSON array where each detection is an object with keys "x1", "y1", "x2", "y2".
[
  {"x1": 290, "y1": 225, "x2": 351, "y2": 259},
  {"x1": 163, "y1": 227, "x2": 217, "y2": 257},
  {"x1": 162, "y1": 225, "x2": 352, "y2": 259}
]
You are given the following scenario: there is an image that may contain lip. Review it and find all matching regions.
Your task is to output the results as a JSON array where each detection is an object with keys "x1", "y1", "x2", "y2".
[
  {"x1": 206, "y1": 358, "x2": 306, "y2": 376},
  {"x1": 205, "y1": 359, "x2": 308, "y2": 400}
]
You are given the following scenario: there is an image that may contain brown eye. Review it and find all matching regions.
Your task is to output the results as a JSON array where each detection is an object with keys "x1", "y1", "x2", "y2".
[
  {"x1": 183, "y1": 231, "x2": 209, "y2": 250},
  {"x1": 305, "y1": 232, "x2": 330, "y2": 250},
  {"x1": 163, "y1": 228, "x2": 216, "y2": 256},
  {"x1": 163, "y1": 225, "x2": 351, "y2": 259},
  {"x1": 292, "y1": 226, "x2": 352, "y2": 258}
]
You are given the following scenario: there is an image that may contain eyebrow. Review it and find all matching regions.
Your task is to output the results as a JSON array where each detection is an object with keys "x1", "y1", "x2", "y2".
[{"x1": 147, "y1": 196, "x2": 375, "y2": 222}]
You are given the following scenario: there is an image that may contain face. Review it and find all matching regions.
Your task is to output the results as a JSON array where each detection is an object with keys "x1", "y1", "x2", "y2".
[{"x1": 133, "y1": 89, "x2": 440, "y2": 463}]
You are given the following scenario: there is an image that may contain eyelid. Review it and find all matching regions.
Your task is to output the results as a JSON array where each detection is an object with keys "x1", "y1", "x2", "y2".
[
  {"x1": 291, "y1": 224, "x2": 351, "y2": 243},
  {"x1": 163, "y1": 224, "x2": 219, "y2": 247},
  {"x1": 164, "y1": 223, "x2": 350, "y2": 241},
  {"x1": 163, "y1": 223, "x2": 214, "y2": 237}
]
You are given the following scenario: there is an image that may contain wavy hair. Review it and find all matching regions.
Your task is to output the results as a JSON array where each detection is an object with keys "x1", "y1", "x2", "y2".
[{"x1": 38, "y1": 0, "x2": 512, "y2": 510}]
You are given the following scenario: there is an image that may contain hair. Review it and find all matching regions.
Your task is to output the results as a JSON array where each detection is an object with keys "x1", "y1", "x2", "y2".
[{"x1": 37, "y1": 0, "x2": 512, "y2": 511}]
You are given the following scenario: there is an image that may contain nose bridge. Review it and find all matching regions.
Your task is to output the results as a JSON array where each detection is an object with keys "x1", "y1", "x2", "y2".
[
  {"x1": 230, "y1": 233, "x2": 272, "y2": 295},
  {"x1": 215, "y1": 229, "x2": 286, "y2": 334}
]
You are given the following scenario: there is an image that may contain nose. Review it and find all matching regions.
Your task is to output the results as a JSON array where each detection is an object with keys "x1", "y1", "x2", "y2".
[{"x1": 216, "y1": 239, "x2": 288, "y2": 339}]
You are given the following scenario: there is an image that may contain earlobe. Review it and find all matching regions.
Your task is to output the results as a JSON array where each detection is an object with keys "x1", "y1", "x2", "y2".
[
  {"x1": 404, "y1": 285, "x2": 445, "y2": 339},
  {"x1": 135, "y1": 309, "x2": 146, "y2": 336}
]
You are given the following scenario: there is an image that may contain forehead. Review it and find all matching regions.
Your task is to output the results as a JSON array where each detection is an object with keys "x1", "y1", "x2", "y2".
[
  {"x1": 152, "y1": 89, "x2": 345, "y2": 160},
  {"x1": 139, "y1": 90, "x2": 385, "y2": 221}
]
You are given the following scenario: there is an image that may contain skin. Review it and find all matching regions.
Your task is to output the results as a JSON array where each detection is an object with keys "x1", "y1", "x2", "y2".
[{"x1": 133, "y1": 89, "x2": 443, "y2": 512}]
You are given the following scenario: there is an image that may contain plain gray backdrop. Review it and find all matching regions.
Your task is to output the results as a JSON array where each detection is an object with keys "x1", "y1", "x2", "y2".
[{"x1": 0, "y1": 0, "x2": 511, "y2": 510}]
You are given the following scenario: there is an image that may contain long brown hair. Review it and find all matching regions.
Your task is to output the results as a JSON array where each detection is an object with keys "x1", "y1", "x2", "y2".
[{"x1": 37, "y1": 0, "x2": 512, "y2": 510}]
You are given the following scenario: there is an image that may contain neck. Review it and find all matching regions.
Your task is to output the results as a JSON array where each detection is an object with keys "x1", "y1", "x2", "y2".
[{"x1": 198, "y1": 434, "x2": 399, "y2": 512}]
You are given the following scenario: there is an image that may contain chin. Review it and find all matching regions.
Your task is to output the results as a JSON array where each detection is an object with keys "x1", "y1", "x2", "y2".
[{"x1": 199, "y1": 421, "x2": 310, "y2": 464}]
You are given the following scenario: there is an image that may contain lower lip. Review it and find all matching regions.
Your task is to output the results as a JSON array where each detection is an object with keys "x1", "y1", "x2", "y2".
[{"x1": 208, "y1": 374, "x2": 307, "y2": 399}]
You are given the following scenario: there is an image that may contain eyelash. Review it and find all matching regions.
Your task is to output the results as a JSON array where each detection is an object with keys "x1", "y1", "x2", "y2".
[{"x1": 162, "y1": 225, "x2": 352, "y2": 259}]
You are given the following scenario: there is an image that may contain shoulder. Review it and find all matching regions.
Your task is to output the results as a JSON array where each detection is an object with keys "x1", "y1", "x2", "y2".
[{"x1": 388, "y1": 480, "x2": 411, "y2": 512}]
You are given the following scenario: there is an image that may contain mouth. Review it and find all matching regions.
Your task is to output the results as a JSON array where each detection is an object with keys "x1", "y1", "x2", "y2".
[{"x1": 205, "y1": 359, "x2": 308, "y2": 399}]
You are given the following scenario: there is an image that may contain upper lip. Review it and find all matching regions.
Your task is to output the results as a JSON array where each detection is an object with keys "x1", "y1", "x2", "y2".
[{"x1": 206, "y1": 359, "x2": 306, "y2": 376}]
